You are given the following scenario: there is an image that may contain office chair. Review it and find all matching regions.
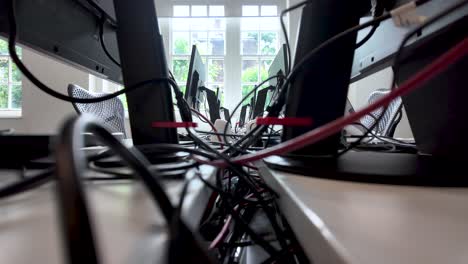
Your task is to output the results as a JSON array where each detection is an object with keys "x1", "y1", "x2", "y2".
[
  {"x1": 67, "y1": 84, "x2": 127, "y2": 137},
  {"x1": 359, "y1": 89, "x2": 403, "y2": 137}
]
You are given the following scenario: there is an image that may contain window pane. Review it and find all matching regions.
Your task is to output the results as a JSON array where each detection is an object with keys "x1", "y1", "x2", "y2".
[
  {"x1": 261, "y1": 5, "x2": 278, "y2": 16},
  {"x1": 190, "y1": 18, "x2": 209, "y2": 31},
  {"x1": 242, "y1": 5, "x2": 259, "y2": 16},
  {"x1": 260, "y1": 60, "x2": 273, "y2": 81},
  {"x1": 208, "y1": 59, "x2": 224, "y2": 83},
  {"x1": 12, "y1": 84, "x2": 21, "y2": 109},
  {"x1": 209, "y1": 18, "x2": 226, "y2": 30},
  {"x1": 192, "y1": 5, "x2": 207, "y2": 17},
  {"x1": 241, "y1": 32, "x2": 259, "y2": 55},
  {"x1": 209, "y1": 32, "x2": 225, "y2": 55},
  {"x1": 173, "y1": 32, "x2": 190, "y2": 55},
  {"x1": 209, "y1": 6, "x2": 224, "y2": 17},
  {"x1": 12, "y1": 62, "x2": 21, "y2": 83},
  {"x1": 242, "y1": 85, "x2": 255, "y2": 105},
  {"x1": 172, "y1": 59, "x2": 189, "y2": 83},
  {"x1": 208, "y1": 84, "x2": 224, "y2": 104},
  {"x1": 241, "y1": 17, "x2": 259, "y2": 31},
  {"x1": 242, "y1": 60, "x2": 259, "y2": 83},
  {"x1": 0, "y1": 58, "x2": 8, "y2": 83},
  {"x1": 0, "y1": 40, "x2": 7, "y2": 55},
  {"x1": 191, "y1": 32, "x2": 208, "y2": 55},
  {"x1": 172, "y1": 18, "x2": 190, "y2": 31},
  {"x1": 260, "y1": 32, "x2": 278, "y2": 55},
  {"x1": 173, "y1": 5, "x2": 190, "y2": 17},
  {"x1": 0, "y1": 85, "x2": 7, "y2": 108},
  {"x1": 179, "y1": 85, "x2": 187, "y2": 96},
  {"x1": 260, "y1": 17, "x2": 279, "y2": 30}
]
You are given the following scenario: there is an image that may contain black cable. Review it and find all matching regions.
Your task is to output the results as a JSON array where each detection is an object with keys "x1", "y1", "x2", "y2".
[
  {"x1": 347, "y1": 123, "x2": 417, "y2": 148},
  {"x1": 0, "y1": 168, "x2": 54, "y2": 199},
  {"x1": 55, "y1": 115, "x2": 212, "y2": 264},
  {"x1": 183, "y1": 120, "x2": 284, "y2": 256},
  {"x1": 222, "y1": 75, "x2": 282, "y2": 153},
  {"x1": 99, "y1": 17, "x2": 121, "y2": 67},
  {"x1": 355, "y1": 23, "x2": 379, "y2": 49},
  {"x1": 195, "y1": 130, "x2": 242, "y2": 138},
  {"x1": 55, "y1": 118, "x2": 101, "y2": 264},
  {"x1": 193, "y1": 170, "x2": 279, "y2": 256},
  {"x1": 280, "y1": 0, "x2": 311, "y2": 75}
]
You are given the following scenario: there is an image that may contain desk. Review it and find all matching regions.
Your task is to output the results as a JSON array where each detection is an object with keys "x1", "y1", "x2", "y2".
[
  {"x1": 0, "y1": 166, "x2": 215, "y2": 264},
  {"x1": 259, "y1": 163, "x2": 468, "y2": 264}
]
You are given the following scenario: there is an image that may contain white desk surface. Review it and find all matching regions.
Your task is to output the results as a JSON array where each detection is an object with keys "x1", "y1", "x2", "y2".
[
  {"x1": 259, "y1": 164, "x2": 468, "y2": 264},
  {"x1": 0, "y1": 166, "x2": 214, "y2": 264}
]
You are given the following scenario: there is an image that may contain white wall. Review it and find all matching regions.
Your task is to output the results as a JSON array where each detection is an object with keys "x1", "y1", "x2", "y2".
[{"x1": 0, "y1": 48, "x2": 87, "y2": 134}]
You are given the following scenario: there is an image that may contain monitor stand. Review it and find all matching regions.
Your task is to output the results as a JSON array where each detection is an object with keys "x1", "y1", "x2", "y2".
[{"x1": 264, "y1": 151, "x2": 468, "y2": 187}]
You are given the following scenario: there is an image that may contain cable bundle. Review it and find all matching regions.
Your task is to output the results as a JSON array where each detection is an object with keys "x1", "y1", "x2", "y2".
[{"x1": 2, "y1": 0, "x2": 468, "y2": 263}]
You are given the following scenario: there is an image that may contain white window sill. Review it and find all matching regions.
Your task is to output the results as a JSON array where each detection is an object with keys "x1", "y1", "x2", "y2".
[{"x1": 0, "y1": 110, "x2": 22, "y2": 119}]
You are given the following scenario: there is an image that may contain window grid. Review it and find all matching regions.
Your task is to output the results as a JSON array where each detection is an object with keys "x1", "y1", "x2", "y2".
[
  {"x1": 171, "y1": 5, "x2": 226, "y2": 100},
  {"x1": 0, "y1": 49, "x2": 22, "y2": 110},
  {"x1": 241, "y1": 5, "x2": 279, "y2": 104}
]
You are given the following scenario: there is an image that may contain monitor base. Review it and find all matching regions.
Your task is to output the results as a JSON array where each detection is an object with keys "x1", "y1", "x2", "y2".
[{"x1": 264, "y1": 151, "x2": 468, "y2": 187}]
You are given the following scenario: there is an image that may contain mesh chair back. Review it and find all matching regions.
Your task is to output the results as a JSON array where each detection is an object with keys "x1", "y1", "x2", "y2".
[
  {"x1": 68, "y1": 84, "x2": 127, "y2": 137},
  {"x1": 359, "y1": 89, "x2": 402, "y2": 137}
]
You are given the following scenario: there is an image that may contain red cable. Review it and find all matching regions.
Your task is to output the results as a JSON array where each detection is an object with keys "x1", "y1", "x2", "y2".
[
  {"x1": 190, "y1": 107, "x2": 224, "y2": 149},
  {"x1": 209, "y1": 193, "x2": 255, "y2": 249},
  {"x1": 209, "y1": 214, "x2": 233, "y2": 249},
  {"x1": 203, "y1": 37, "x2": 468, "y2": 167}
]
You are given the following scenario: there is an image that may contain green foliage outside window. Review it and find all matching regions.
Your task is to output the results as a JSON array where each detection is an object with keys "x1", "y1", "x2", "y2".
[
  {"x1": 208, "y1": 61, "x2": 223, "y2": 82},
  {"x1": 0, "y1": 41, "x2": 7, "y2": 54},
  {"x1": 12, "y1": 85, "x2": 21, "y2": 108},
  {"x1": 0, "y1": 39, "x2": 22, "y2": 110},
  {"x1": 260, "y1": 32, "x2": 277, "y2": 55},
  {"x1": 174, "y1": 38, "x2": 189, "y2": 55},
  {"x1": 242, "y1": 67, "x2": 258, "y2": 83},
  {"x1": 0, "y1": 85, "x2": 8, "y2": 108},
  {"x1": 242, "y1": 65, "x2": 269, "y2": 83},
  {"x1": 173, "y1": 60, "x2": 189, "y2": 83}
]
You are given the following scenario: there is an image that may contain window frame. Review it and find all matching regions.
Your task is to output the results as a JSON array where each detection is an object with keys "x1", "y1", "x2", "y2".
[
  {"x1": 0, "y1": 43, "x2": 22, "y2": 118},
  {"x1": 170, "y1": 5, "x2": 227, "y2": 104},
  {"x1": 240, "y1": 5, "x2": 279, "y2": 105}
]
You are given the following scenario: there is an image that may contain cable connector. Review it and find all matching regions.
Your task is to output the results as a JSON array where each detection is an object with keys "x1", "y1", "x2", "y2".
[{"x1": 391, "y1": 1, "x2": 427, "y2": 27}]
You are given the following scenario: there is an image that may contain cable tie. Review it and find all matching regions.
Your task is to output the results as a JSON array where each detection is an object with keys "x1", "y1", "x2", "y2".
[
  {"x1": 152, "y1": 122, "x2": 198, "y2": 128},
  {"x1": 256, "y1": 117, "x2": 313, "y2": 126}
]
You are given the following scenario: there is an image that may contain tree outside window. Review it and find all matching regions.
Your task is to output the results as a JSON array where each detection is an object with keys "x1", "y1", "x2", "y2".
[
  {"x1": 172, "y1": 5, "x2": 226, "y2": 105},
  {"x1": 240, "y1": 6, "x2": 279, "y2": 106},
  {"x1": 0, "y1": 39, "x2": 22, "y2": 110}
]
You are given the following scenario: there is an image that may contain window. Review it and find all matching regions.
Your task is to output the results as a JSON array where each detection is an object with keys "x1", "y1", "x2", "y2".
[
  {"x1": 241, "y1": 5, "x2": 279, "y2": 103},
  {"x1": 171, "y1": 5, "x2": 226, "y2": 102},
  {"x1": 0, "y1": 39, "x2": 22, "y2": 114}
]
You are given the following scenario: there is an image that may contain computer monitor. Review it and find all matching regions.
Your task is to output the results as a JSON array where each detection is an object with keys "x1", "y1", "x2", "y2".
[
  {"x1": 202, "y1": 87, "x2": 221, "y2": 123},
  {"x1": 281, "y1": 1, "x2": 369, "y2": 156},
  {"x1": 268, "y1": 44, "x2": 288, "y2": 87},
  {"x1": 0, "y1": 0, "x2": 121, "y2": 82},
  {"x1": 221, "y1": 107, "x2": 230, "y2": 121},
  {"x1": 252, "y1": 87, "x2": 273, "y2": 119},
  {"x1": 239, "y1": 105, "x2": 248, "y2": 128},
  {"x1": 266, "y1": 0, "x2": 468, "y2": 186},
  {"x1": 351, "y1": 0, "x2": 468, "y2": 83},
  {"x1": 0, "y1": 0, "x2": 179, "y2": 147},
  {"x1": 185, "y1": 45, "x2": 206, "y2": 110}
]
